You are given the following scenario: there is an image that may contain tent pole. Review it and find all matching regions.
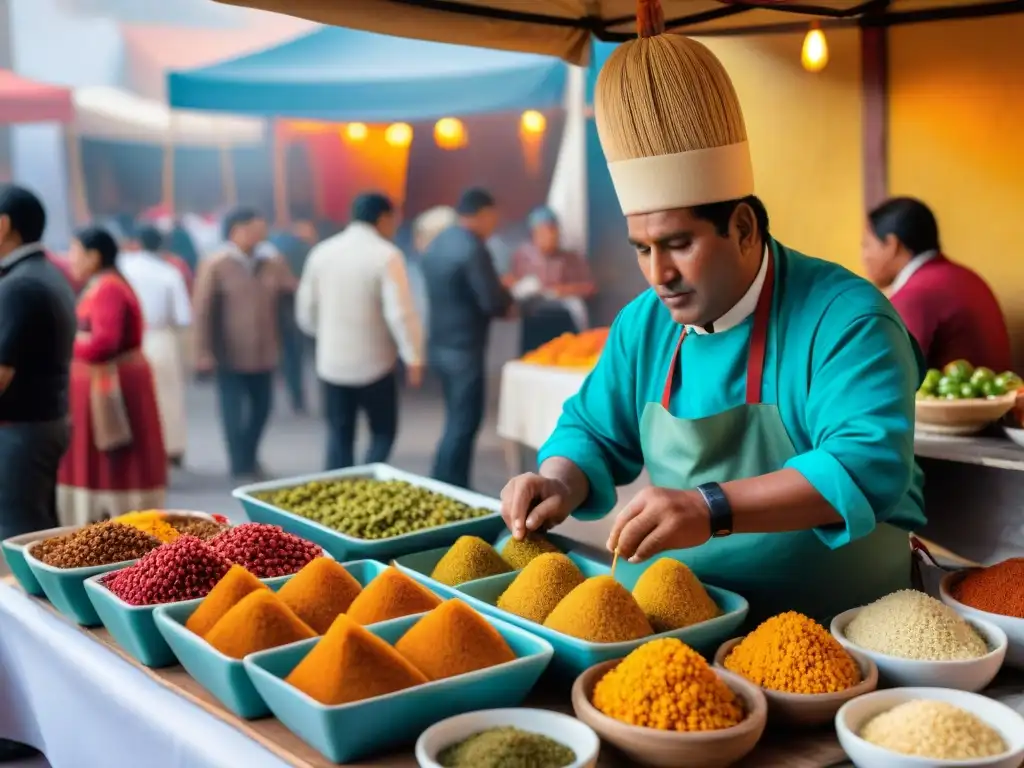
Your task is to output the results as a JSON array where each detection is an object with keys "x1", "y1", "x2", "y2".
[
  {"x1": 272, "y1": 119, "x2": 289, "y2": 226},
  {"x1": 64, "y1": 127, "x2": 89, "y2": 226},
  {"x1": 220, "y1": 141, "x2": 237, "y2": 208}
]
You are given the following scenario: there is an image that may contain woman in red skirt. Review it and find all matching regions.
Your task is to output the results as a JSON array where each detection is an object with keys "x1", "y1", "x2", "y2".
[{"x1": 58, "y1": 226, "x2": 167, "y2": 525}]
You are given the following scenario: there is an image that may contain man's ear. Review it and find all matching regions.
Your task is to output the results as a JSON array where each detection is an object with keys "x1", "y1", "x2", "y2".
[{"x1": 731, "y1": 202, "x2": 757, "y2": 251}]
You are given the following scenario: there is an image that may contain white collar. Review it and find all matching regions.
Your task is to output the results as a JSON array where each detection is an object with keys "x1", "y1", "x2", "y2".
[
  {"x1": 889, "y1": 250, "x2": 937, "y2": 297},
  {"x1": 686, "y1": 245, "x2": 769, "y2": 335},
  {"x1": 0, "y1": 241, "x2": 43, "y2": 271}
]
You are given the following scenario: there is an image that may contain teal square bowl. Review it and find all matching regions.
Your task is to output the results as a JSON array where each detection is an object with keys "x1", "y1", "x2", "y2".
[
  {"x1": 81, "y1": 551, "x2": 338, "y2": 668},
  {"x1": 242, "y1": 610, "x2": 554, "y2": 763},
  {"x1": 151, "y1": 560, "x2": 412, "y2": 718},
  {"x1": 232, "y1": 464, "x2": 506, "y2": 562},
  {"x1": 394, "y1": 542, "x2": 607, "y2": 599},
  {"x1": 24, "y1": 540, "x2": 140, "y2": 626},
  {"x1": 453, "y1": 563, "x2": 749, "y2": 678},
  {"x1": 1, "y1": 525, "x2": 78, "y2": 596}
]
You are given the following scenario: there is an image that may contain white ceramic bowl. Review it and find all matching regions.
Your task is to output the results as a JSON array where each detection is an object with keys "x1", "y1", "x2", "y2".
[
  {"x1": 836, "y1": 687, "x2": 1024, "y2": 768},
  {"x1": 831, "y1": 607, "x2": 1007, "y2": 691},
  {"x1": 415, "y1": 708, "x2": 599, "y2": 768},
  {"x1": 941, "y1": 571, "x2": 1024, "y2": 671}
]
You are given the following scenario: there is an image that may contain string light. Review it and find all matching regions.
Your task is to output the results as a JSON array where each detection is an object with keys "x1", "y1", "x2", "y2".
[
  {"x1": 801, "y1": 22, "x2": 829, "y2": 73},
  {"x1": 433, "y1": 117, "x2": 467, "y2": 149},
  {"x1": 344, "y1": 122, "x2": 368, "y2": 141},
  {"x1": 384, "y1": 122, "x2": 413, "y2": 148},
  {"x1": 520, "y1": 110, "x2": 546, "y2": 135}
]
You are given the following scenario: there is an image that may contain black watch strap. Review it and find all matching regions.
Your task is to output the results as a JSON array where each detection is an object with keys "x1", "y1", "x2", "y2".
[{"x1": 696, "y1": 482, "x2": 733, "y2": 538}]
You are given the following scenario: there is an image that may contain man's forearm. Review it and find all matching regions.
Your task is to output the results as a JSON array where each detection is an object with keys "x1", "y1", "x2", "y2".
[
  {"x1": 0, "y1": 365, "x2": 13, "y2": 394},
  {"x1": 539, "y1": 457, "x2": 590, "y2": 510},
  {"x1": 721, "y1": 468, "x2": 844, "y2": 533}
]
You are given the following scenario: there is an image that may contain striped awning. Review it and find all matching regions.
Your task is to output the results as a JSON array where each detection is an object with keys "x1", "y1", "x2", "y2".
[{"x1": 212, "y1": 0, "x2": 1024, "y2": 64}]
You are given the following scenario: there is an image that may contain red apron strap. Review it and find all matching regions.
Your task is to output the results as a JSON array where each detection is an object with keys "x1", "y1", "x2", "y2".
[
  {"x1": 660, "y1": 329, "x2": 686, "y2": 410},
  {"x1": 746, "y1": 248, "x2": 776, "y2": 405}
]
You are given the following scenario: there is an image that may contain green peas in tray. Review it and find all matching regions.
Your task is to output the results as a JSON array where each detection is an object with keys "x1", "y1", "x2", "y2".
[
  {"x1": 917, "y1": 361, "x2": 1021, "y2": 401},
  {"x1": 254, "y1": 478, "x2": 492, "y2": 541}
]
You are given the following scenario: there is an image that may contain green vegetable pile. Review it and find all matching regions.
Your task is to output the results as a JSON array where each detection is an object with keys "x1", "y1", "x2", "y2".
[
  {"x1": 917, "y1": 359, "x2": 1022, "y2": 401},
  {"x1": 438, "y1": 726, "x2": 576, "y2": 768},
  {"x1": 255, "y1": 479, "x2": 492, "y2": 540}
]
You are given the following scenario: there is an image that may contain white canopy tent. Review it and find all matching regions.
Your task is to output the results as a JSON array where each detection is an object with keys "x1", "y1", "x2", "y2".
[{"x1": 69, "y1": 86, "x2": 265, "y2": 219}]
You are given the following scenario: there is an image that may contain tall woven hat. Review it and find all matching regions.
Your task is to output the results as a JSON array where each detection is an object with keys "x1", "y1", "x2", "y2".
[{"x1": 595, "y1": 0, "x2": 755, "y2": 215}]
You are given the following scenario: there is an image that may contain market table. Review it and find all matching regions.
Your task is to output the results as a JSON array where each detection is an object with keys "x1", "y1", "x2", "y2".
[{"x1": 12, "y1": 576, "x2": 1005, "y2": 768}]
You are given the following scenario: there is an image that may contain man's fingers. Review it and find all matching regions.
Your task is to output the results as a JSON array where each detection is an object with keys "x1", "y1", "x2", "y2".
[
  {"x1": 607, "y1": 494, "x2": 645, "y2": 552},
  {"x1": 506, "y1": 479, "x2": 540, "y2": 540},
  {"x1": 614, "y1": 508, "x2": 658, "y2": 560},
  {"x1": 525, "y1": 494, "x2": 563, "y2": 532},
  {"x1": 631, "y1": 521, "x2": 670, "y2": 563}
]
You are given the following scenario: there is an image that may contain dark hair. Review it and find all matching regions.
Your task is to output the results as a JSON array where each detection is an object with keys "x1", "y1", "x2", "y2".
[
  {"x1": 868, "y1": 197, "x2": 939, "y2": 256},
  {"x1": 692, "y1": 195, "x2": 770, "y2": 240},
  {"x1": 222, "y1": 206, "x2": 262, "y2": 240},
  {"x1": 0, "y1": 184, "x2": 46, "y2": 244},
  {"x1": 135, "y1": 224, "x2": 164, "y2": 252},
  {"x1": 456, "y1": 187, "x2": 496, "y2": 216},
  {"x1": 351, "y1": 193, "x2": 394, "y2": 226},
  {"x1": 76, "y1": 226, "x2": 119, "y2": 270}
]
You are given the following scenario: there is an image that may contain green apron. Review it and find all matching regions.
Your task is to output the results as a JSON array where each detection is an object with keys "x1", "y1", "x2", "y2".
[{"x1": 639, "y1": 248, "x2": 911, "y2": 625}]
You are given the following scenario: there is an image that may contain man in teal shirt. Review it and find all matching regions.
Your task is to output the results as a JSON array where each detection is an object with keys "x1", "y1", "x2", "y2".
[{"x1": 500, "y1": 18, "x2": 925, "y2": 623}]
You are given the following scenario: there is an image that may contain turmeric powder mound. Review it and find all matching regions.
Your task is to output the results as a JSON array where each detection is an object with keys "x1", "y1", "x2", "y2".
[
  {"x1": 593, "y1": 638, "x2": 744, "y2": 731},
  {"x1": 543, "y1": 575, "x2": 653, "y2": 643},
  {"x1": 285, "y1": 614, "x2": 428, "y2": 705},
  {"x1": 724, "y1": 611, "x2": 860, "y2": 694},
  {"x1": 430, "y1": 536, "x2": 511, "y2": 587},
  {"x1": 186, "y1": 564, "x2": 269, "y2": 637},
  {"x1": 497, "y1": 553, "x2": 584, "y2": 624},
  {"x1": 499, "y1": 533, "x2": 561, "y2": 570},
  {"x1": 204, "y1": 590, "x2": 316, "y2": 659},
  {"x1": 277, "y1": 558, "x2": 363, "y2": 634},
  {"x1": 394, "y1": 599, "x2": 516, "y2": 681},
  {"x1": 631, "y1": 558, "x2": 720, "y2": 632},
  {"x1": 346, "y1": 566, "x2": 442, "y2": 625}
]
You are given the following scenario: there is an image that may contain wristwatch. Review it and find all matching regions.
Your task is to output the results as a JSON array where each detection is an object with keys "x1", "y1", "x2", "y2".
[{"x1": 696, "y1": 482, "x2": 733, "y2": 538}]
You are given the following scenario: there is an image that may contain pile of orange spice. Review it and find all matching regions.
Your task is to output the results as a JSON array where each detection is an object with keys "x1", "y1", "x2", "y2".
[{"x1": 951, "y1": 558, "x2": 1024, "y2": 619}]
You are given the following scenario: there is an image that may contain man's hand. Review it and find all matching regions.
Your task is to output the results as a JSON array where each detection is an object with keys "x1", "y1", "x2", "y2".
[
  {"x1": 0, "y1": 365, "x2": 13, "y2": 394},
  {"x1": 406, "y1": 363, "x2": 424, "y2": 389},
  {"x1": 500, "y1": 472, "x2": 575, "y2": 540},
  {"x1": 195, "y1": 353, "x2": 216, "y2": 374},
  {"x1": 608, "y1": 487, "x2": 711, "y2": 563}
]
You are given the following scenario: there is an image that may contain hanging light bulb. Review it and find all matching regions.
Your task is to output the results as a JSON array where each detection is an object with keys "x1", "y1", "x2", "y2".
[
  {"x1": 433, "y1": 117, "x2": 467, "y2": 150},
  {"x1": 520, "y1": 110, "x2": 546, "y2": 135},
  {"x1": 344, "y1": 122, "x2": 368, "y2": 142},
  {"x1": 384, "y1": 122, "x2": 413, "y2": 148},
  {"x1": 801, "y1": 22, "x2": 829, "y2": 73}
]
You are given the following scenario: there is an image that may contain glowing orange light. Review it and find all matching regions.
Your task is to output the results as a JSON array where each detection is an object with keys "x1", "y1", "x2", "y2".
[
  {"x1": 520, "y1": 110, "x2": 546, "y2": 135},
  {"x1": 433, "y1": 117, "x2": 467, "y2": 150},
  {"x1": 344, "y1": 122, "x2": 368, "y2": 141},
  {"x1": 384, "y1": 122, "x2": 413, "y2": 148},
  {"x1": 801, "y1": 23, "x2": 829, "y2": 73}
]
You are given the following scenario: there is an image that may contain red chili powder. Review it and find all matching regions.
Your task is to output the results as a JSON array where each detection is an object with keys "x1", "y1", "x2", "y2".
[{"x1": 951, "y1": 558, "x2": 1024, "y2": 619}]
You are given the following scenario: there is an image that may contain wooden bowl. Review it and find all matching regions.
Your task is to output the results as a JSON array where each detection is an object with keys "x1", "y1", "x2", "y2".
[
  {"x1": 915, "y1": 393, "x2": 1016, "y2": 436},
  {"x1": 714, "y1": 637, "x2": 878, "y2": 727},
  {"x1": 570, "y1": 658, "x2": 766, "y2": 768}
]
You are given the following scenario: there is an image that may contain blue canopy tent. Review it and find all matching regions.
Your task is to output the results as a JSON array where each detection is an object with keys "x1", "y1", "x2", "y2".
[{"x1": 167, "y1": 25, "x2": 568, "y2": 121}]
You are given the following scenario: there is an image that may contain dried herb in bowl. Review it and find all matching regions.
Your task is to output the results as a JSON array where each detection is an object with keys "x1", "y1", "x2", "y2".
[{"x1": 437, "y1": 726, "x2": 576, "y2": 768}]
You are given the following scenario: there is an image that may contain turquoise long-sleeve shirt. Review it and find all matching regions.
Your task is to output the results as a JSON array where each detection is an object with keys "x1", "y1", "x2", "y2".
[{"x1": 538, "y1": 242, "x2": 927, "y2": 548}]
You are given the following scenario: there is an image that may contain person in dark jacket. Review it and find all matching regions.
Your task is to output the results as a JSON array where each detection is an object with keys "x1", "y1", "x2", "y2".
[
  {"x1": 270, "y1": 217, "x2": 319, "y2": 413},
  {"x1": 421, "y1": 188, "x2": 513, "y2": 489}
]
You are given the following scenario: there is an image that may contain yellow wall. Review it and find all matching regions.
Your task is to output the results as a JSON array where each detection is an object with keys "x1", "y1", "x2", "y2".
[
  {"x1": 700, "y1": 30, "x2": 864, "y2": 272},
  {"x1": 889, "y1": 16, "x2": 1024, "y2": 361}
]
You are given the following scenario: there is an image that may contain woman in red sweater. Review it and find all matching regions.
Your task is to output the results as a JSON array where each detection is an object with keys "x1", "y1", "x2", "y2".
[{"x1": 861, "y1": 197, "x2": 1011, "y2": 372}]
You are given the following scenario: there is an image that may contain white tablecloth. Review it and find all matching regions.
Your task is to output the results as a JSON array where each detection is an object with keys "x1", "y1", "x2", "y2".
[
  {"x1": 496, "y1": 362, "x2": 589, "y2": 450},
  {"x1": 0, "y1": 582, "x2": 288, "y2": 768}
]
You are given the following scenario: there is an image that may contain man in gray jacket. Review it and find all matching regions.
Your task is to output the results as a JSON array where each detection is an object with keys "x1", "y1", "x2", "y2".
[{"x1": 421, "y1": 188, "x2": 513, "y2": 489}]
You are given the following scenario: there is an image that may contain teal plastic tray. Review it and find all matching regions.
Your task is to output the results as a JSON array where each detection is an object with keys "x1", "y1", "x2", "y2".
[
  {"x1": 152, "y1": 560, "x2": 423, "y2": 718},
  {"x1": 24, "y1": 541, "x2": 141, "y2": 626},
  {"x1": 243, "y1": 609, "x2": 554, "y2": 763},
  {"x1": 448, "y1": 563, "x2": 749, "y2": 678},
  {"x1": 2, "y1": 525, "x2": 79, "y2": 597},
  {"x1": 232, "y1": 464, "x2": 506, "y2": 563},
  {"x1": 394, "y1": 537, "x2": 608, "y2": 599},
  {"x1": 82, "y1": 551, "x2": 340, "y2": 667}
]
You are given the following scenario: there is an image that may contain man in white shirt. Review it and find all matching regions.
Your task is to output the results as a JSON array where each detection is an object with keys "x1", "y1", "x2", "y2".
[
  {"x1": 118, "y1": 224, "x2": 192, "y2": 466},
  {"x1": 296, "y1": 193, "x2": 423, "y2": 470}
]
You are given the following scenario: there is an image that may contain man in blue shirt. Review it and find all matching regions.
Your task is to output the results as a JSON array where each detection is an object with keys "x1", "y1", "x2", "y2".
[
  {"x1": 421, "y1": 188, "x2": 513, "y2": 489},
  {"x1": 500, "y1": 23, "x2": 925, "y2": 622}
]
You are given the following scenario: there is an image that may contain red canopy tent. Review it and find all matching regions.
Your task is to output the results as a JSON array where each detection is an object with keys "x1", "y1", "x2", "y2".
[{"x1": 0, "y1": 70, "x2": 73, "y2": 125}]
